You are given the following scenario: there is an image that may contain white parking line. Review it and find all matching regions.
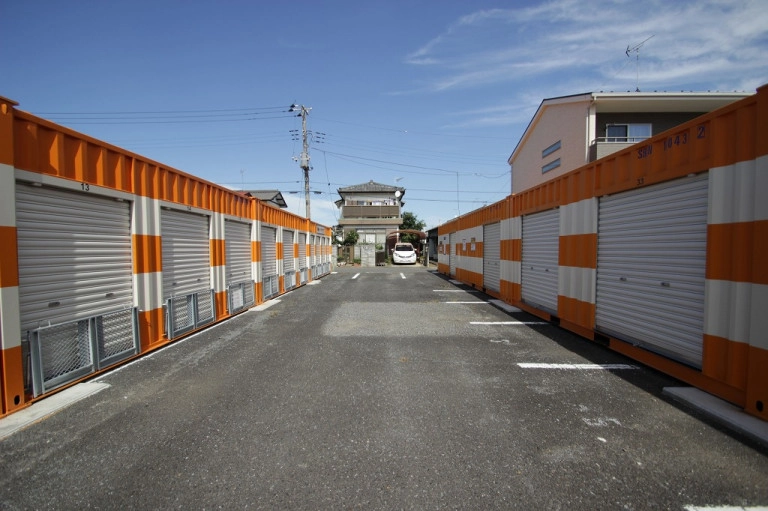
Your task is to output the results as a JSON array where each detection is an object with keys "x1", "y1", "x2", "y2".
[
  {"x1": 517, "y1": 363, "x2": 639, "y2": 370},
  {"x1": 400, "y1": 273, "x2": 406, "y2": 279},
  {"x1": 433, "y1": 289, "x2": 482, "y2": 293},
  {"x1": 471, "y1": 321, "x2": 548, "y2": 325},
  {"x1": 352, "y1": 273, "x2": 360, "y2": 280},
  {"x1": 445, "y1": 301, "x2": 491, "y2": 304}
]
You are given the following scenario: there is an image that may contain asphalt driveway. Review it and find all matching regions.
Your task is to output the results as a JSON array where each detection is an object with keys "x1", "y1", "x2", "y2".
[{"x1": 1, "y1": 266, "x2": 766, "y2": 509}]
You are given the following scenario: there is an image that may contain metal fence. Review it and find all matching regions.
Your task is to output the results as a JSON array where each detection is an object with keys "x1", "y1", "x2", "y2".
[
  {"x1": 227, "y1": 281, "x2": 255, "y2": 315},
  {"x1": 263, "y1": 274, "x2": 279, "y2": 300},
  {"x1": 165, "y1": 289, "x2": 216, "y2": 339},
  {"x1": 285, "y1": 270, "x2": 296, "y2": 291},
  {"x1": 27, "y1": 307, "x2": 139, "y2": 397}
]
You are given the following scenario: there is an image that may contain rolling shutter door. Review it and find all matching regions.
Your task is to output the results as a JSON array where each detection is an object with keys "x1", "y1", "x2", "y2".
[
  {"x1": 298, "y1": 233, "x2": 307, "y2": 269},
  {"x1": 16, "y1": 184, "x2": 134, "y2": 334},
  {"x1": 161, "y1": 209, "x2": 213, "y2": 337},
  {"x1": 483, "y1": 222, "x2": 501, "y2": 292},
  {"x1": 521, "y1": 208, "x2": 559, "y2": 313},
  {"x1": 261, "y1": 225, "x2": 277, "y2": 277},
  {"x1": 260, "y1": 225, "x2": 278, "y2": 299},
  {"x1": 283, "y1": 229, "x2": 295, "y2": 272},
  {"x1": 161, "y1": 209, "x2": 211, "y2": 297},
  {"x1": 449, "y1": 233, "x2": 456, "y2": 276},
  {"x1": 595, "y1": 173, "x2": 708, "y2": 368},
  {"x1": 16, "y1": 184, "x2": 137, "y2": 395},
  {"x1": 309, "y1": 235, "x2": 316, "y2": 271},
  {"x1": 225, "y1": 219, "x2": 253, "y2": 314},
  {"x1": 225, "y1": 219, "x2": 252, "y2": 285}
]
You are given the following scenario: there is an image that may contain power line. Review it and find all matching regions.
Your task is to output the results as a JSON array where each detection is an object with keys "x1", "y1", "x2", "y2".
[
  {"x1": 318, "y1": 133, "x2": 502, "y2": 167},
  {"x1": 314, "y1": 115, "x2": 508, "y2": 140},
  {"x1": 317, "y1": 149, "x2": 504, "y2": 177},
  {"x1": 39, "y1": 114, "x2": 295, "y2": 125},
  {"x1": 32, "y1": 105, "x2": 290, "y2": 115},
  {"x1": 34, "y1": 104, "x2": 298, "y2": 125}
]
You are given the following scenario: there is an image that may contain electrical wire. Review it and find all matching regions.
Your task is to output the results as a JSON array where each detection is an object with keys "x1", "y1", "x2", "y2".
[
  {"x1": 33, "y1": 105, "x2": 297, "y2": 125},
  {"x1": 318, "y1": 133, "x2": 502, "y2": 167},
  {"x1": 314, "y1": 115, "x2": 509, "y2": 140},
  {"x1": 39, "y1": 114, "x2": 296, "y2": 125},
  {"x1": 32, "y1": 105, "x2": 290, "y2": 115},
  {"x1": 317, "y1": 149, "x2": 502, "y2": 177}
]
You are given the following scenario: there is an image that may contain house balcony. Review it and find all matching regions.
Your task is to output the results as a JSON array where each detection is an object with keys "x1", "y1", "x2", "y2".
[
  {"x1": 338, "y1": 216, "x2": 403, "y2": 227},
  {"x1": 340, "y1": 205, "x2": 400, "y2": 219},
  {"x1": 589, "y1": 136, "x2": 650, "y2": 162}
]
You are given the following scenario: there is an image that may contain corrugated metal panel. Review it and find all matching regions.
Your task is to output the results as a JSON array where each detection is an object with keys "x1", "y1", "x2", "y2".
[
  {"x1": 283, "y1": 229, "x2": 295, "y2": 272},
  {"x1": 596, "y1": 173, "x2": 708, "y2": 368},
  {"x1": 16, "y1": 184, "x2": 133, "y2": 333},
  {"x1": 309, "y1": 234, "x2": 316, "y2": 268},
  {"x1": 225, "y1": 219, "x2": 251, "y2": 285},
  {"x1": 298, "y1": 233, "x2": 307, "y2": 269},
  {"x1": 483, "y1": 222, "x2": 501, "y2": 292},
  {"x1": 449, "y1": 233, "x2": 456, "y2": 276},
  {"x1": 261, "y1": 225, "x2": 277, "y2": 276},
  {"x1": 161, "y1": 209, "x2": 211, "y2": 298},
  {"x1": 522, "y1": 208, "x2": 559, "y2": 313}
]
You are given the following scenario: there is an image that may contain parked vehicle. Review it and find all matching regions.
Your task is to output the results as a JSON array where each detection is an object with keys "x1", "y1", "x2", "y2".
[{"x1": 392, "y1": 243, "x2": 417, "y2": 264}]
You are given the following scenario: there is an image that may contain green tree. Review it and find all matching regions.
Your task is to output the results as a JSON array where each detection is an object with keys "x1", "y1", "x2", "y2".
[
  {"x1": 400, "y1": 211, "x2": 426, "y2": 245},
  {"x1": 343, "y1": 229, "x2": 359, "y2": 246}
]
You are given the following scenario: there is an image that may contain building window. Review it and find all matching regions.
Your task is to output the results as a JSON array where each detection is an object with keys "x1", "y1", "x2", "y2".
[
  {"x1": 542, "y1": 158, "x2": 561, "y2": 173},
  {"x1": 542, "y1": 140, "x2": 561, "y2": 158},
  {"x1": 605, "y1": 123, "x2": 651, "y2": 142}
]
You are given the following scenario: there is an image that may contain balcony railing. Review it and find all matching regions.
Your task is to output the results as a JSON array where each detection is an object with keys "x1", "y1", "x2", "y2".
[
  {"x1": 589, "y1": 136, "x2": 650, "y2": 161},
  {"x1": 593, "y1": 136, "x2": 650, "y2": 144},
  {"x1": 341, "y1": 205, "x2": 400, "y2": 219}
]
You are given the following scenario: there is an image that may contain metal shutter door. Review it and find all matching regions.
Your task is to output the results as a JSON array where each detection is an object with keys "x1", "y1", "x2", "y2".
[
  {"x1": 449, "y1": 233, "x2": 457, "y2": 276},
  {"x1": 596, "y1": 173, "x2": 708, "y2": 367},
  {"x1": 522, "y1": 208, "x2": 559, "y2": 313},
  {"x1": 260, "y1": 225, "x2": 278, "y2": 298},
  {"x1": 283, "y1": 229, "x2": 295, "y2": 272},
  {"x1": 309, "y1": 235, "x2": 316, "y2": 269},
  {"x1": 298, "y1": 233, "x2": 307, "y2": 269},
  {"x1": 161, "y1": 209, "x2": 211, "y2": 298},
  {"x1": 16, "y1": 184, "x2": 133, "y2": 333},
  {"x1": 483, "y1": 222, "x2": 501, "y2": 292},
  {"x1": 225, "y1": 219, "x2": 252, "y2": 285},
  {"x1": 261, "y1": 225, "x2": 277, "y2": 276}
]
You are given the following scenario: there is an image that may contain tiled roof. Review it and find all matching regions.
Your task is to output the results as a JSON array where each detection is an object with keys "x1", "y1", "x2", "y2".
[
  {"x1": 338, "y1": 180, "x2": 402, "y2": 193},
  {"x1": 243, "y1": 190, "x2": 288, "y2": 208}
]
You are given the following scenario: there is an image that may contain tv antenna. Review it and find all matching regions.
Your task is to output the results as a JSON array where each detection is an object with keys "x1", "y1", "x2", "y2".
[{"x1": 626, "y1": 35, "x2": 654, "y2": 92}]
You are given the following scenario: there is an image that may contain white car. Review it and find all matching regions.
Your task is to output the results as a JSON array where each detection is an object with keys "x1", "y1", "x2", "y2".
[{"x1": 392, "y1": 243, "x2": 417, "y2": 264}]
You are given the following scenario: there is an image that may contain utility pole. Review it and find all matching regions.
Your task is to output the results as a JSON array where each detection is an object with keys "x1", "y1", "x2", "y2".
[{"x1": 290, "y1": 104, "x2": 312, "y2": 219}]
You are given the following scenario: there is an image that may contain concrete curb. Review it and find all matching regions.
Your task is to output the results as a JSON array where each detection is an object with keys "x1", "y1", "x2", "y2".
[
  {"x1": 664, "y1": 386, "x2": 768, "y2": 449},
  {"x1": 0, "y1": 382, "x2": 110, "y2": 441}
]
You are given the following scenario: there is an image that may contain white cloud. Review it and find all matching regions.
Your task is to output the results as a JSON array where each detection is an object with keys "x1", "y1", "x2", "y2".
[{"x1": 402, "y1": 0, "x2": 768, "y2": 105}]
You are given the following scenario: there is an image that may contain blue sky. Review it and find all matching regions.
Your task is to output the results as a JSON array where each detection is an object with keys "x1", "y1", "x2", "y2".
[{"x1": 2, "y1": 0, "x2": 766, "y2": 229}]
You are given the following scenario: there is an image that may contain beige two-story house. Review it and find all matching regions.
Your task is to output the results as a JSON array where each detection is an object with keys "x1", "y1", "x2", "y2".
[
  {"x1": 508, "y1": 91, "x2": 751, "y2": 194},
  {"x1": 335, "y1": 180, "x2": 405, "y2": 246}
]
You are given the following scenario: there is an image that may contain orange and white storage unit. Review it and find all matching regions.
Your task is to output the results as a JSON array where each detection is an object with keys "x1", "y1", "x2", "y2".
[
  {"x1": 439, "y1": 85, "x2": 768, "y2": 421},
  {"x1": 0, "y1": 96, "x2": 331, "y2": 416}
]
